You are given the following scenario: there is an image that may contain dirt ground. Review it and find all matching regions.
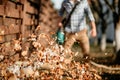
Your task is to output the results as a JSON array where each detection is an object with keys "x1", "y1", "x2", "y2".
[
  {"x1": 0, "y1": 37, "x2": 119, "y2": 80},
  {"x1": 72, "y1": 42, "x2": 115, "y2": 63},
  {"x1": 72, "y1": 42, "x2": 120, "y2": 80}
]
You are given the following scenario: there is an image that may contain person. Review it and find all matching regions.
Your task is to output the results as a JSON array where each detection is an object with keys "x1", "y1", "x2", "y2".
[{"x1": 58, "y1": 0, "x2": 97, "y2": 61}]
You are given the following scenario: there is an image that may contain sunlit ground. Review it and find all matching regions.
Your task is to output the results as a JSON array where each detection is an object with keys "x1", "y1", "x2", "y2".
[{"x1": 72, "y1": 42, "x2": 115, "y2": 64}]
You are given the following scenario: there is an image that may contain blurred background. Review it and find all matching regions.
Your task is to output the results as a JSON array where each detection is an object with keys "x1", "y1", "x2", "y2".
[
  {"x1": 51, "y1": 0, "x2": 120, "y2": 64},
  {"x1": 50, "y1": 0, "x2": 117, "y2": 50},
  {"x1": 51, "y1": 0, "x2": 63, "y2": 10},
  {"x1": 0, "y1": 0, "x2": 119, "y2": 62},
  {"x1": 0, "y1": 0, "x2": 120, "y2": 79}
]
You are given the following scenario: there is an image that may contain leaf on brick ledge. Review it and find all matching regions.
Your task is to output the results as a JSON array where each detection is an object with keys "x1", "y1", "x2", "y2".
[{"x1": 13, "y1": 41, "x2": 22, "y2": 51}]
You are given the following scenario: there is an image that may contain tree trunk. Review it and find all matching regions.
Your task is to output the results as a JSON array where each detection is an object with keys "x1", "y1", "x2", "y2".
[
  {"x1": 115, "y1": 20, "x2": 120, "y2": 52},
  {"x1": 113, "y1": 0, "x2": 120, "y2": 53},
  {"x1": 100, "y1": 18, "x2": 107, "y2": 52},
  {"x1": 113, "y1": 0, "x2": 120, "y2": 64},
  {"x1": 100, "y1": 34, "x2": 107, "y2": 51}
]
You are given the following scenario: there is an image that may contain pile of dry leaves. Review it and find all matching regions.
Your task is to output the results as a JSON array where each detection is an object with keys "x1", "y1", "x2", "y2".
[{"x1": 0, "y1": 28, "x2": 102, "y2": 80}]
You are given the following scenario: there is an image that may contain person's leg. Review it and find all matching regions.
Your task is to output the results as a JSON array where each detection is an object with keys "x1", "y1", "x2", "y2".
[
  {"x1": 79, "y1": 35, "x2": 90, "y2": 56},
  {"x1": 63, "y1": 33, "x2": 76, "y2": 58},
  {"x1": 76, "y1": 29, "x2": 90, "y2": 57}
]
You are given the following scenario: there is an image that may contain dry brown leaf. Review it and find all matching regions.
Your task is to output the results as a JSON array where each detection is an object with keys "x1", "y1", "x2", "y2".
[
  {"x1": 21, "y1": 66, "x2": 34, "y2": 77},
  {"x1": 8, "y1": 74, "x2": 17, "y2": 80},
  {"x1": 0, "y1": 31, "x2": 101, "y2": 80},
  {"x1": 34, "y1": 71, "x2": 39, "y2": 78},
  {"x1": 64, "y1": 58, "x2": 72, "y2": 64},
  {"x1": 21, "y1": 51, "x2": 27, "y2": 56},
  {"x1": 1, "y1": 69, "x2": 7, "y2": 76}
]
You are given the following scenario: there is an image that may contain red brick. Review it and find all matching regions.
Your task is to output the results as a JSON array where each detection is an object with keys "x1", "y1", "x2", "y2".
[
  {"x1": 9, "y1": 25, "x2": 20, "y2": 34},
  {"x1": 4, "y1": 18, "x2": 16, "y2": 26},
  {"x1": 5, "y1": 34, "x2": 17, "y2": 42},
  {"x1": 0, "y1": 5, "x2": 4, "y2": 16},
  {"x1": 0, "y1": 35, "x2": 5, "y2": 43},
  {"x1": 6, "y1": 1, "x2": 20, "y2": 18}
]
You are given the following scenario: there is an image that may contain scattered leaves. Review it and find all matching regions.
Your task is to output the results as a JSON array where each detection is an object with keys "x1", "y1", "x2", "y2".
[{"x1": 0, "y1": 26, "x2": 101, "y2": 80}]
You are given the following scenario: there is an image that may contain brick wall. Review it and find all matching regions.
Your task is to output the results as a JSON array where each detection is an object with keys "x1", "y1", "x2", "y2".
[
  {"x1": 0, "y1": 0, "x2": 59, "y2": 43},
  {"x1": 39, "y1": 0, "x2": 59, "y2": 34}
]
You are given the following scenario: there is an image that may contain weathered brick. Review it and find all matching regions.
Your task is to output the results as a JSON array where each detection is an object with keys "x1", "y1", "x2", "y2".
[
  {"x1": 0, "y1": 5, "x2": 4, "y2": 16},
  {"x1": 5, "y1": 34, "x2": 17, "y2": 42},
  {"x1": 0, "y1": 35, "x2": 5, "y2": 43}
]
